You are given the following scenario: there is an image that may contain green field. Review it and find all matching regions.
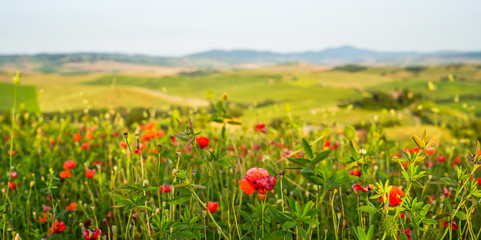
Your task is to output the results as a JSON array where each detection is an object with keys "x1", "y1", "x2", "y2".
[
  {"x1": 0, "y1": 63, "x2": 480, "y2": 127},
  {"x1": 0, "y1": 82, "x2": 40, "y2": 112}
]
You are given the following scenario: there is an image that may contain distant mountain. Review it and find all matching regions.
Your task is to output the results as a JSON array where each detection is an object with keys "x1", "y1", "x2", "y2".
[
  {"x1": 1, "y1": 46, "x2": 480, "y2": 72},
  {"x1": 185, "y1": 46, "x2": 481, "y2": 66}
]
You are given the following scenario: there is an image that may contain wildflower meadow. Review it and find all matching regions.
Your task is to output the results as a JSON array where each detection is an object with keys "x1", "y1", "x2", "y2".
[{"x1": 1, "y1": 71, "x2": 481, "y2": 240}]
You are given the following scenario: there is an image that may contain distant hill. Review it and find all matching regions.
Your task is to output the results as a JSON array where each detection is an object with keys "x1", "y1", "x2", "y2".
[{"x1": 1, "y1": 46, "x2": 481, "y2": 72}]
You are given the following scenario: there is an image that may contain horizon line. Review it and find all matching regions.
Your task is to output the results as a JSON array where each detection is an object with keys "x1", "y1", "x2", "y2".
[{"x1": 1, "y1": 45, "x2": 481, "y2": 58}]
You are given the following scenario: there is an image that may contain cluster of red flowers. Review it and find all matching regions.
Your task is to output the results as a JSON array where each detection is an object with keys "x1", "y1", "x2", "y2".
[
  {"x1": 349, "y1": 169, "x2": 361, "y2": 177},
  {"x1": 324, "y1": 139, "x2": 341, "y2": 150},
  {"x1": 8, "y1": 171, "x2": 18, "y2": 190},
  {"x1": 159, "y1": 185, "x2": 171, "y2": 193},
  {"x1": 60, "y1": 160, "x2": 77, "y2": 179},
  {"x1": 352, "y1": 184, "x2": 405, "y2": 206},
  {"x1": 404, "y1": 147, "x2": 420, "y2": 154},
  {"x1": 83, "y1": 228, "x2": 101, "y2": 239},
  {"x1": 48, "y1": 220, "x2": 66, "y2": 236}
]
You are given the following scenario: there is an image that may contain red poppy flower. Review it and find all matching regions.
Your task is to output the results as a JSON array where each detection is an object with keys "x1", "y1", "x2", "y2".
[
  {"x1": 48, "y1": 220, "x2": 66, "y2": 235},
  {"x1": 111, "y1": 132, "x2": 119, "y2": 137},
  {"x1": 85, "y1": 169, "x2": 96, "y2": 178},
  {"x1": 442, "y1": 187, "x2": 452, "y2": 198},
  {"x1": 424, "y1": 147, "x2": 435, "y2": 156},
  {"x1": 477, "y1": 178, "x2": 481, "y2": 185},
  {"x1": 399, "y1": 228, "x2": 411, "y2": 240},
  {"x1": 66, "y1": 202, "x2": 77, "y2": 211},
  {"x1": 156, "y1": 130, "x2": 165, "y2": 137},
  {"x1": 352, "y1": 184, "x2": 369, "y2": 194},
  {"x1": 427, "y1": 195, "x2": 436, "y2": 204},
  {"x1": 119, "y1": 142, "x2": 127, "y2": 148},
  {"x1": 83, "y1": 228, "x2": 101, "y2": 239},
  {"x1": 323, "y1": 139, "x2": 330, "y2": 148},
  {"x1": 63, "y1": 160, "x2": 77, "y2": 170},
  {"x1": 59, "y1": 170, "x2": 72, "y2": 178},
  {"x1": 207, "y1": 202, "x2": 218, "y2": 213},
  {"x1": 444, "y1": 220, "x2": 458, "y2": 230},
  {"x1": 453, "y1": 157, "x2": 461, "y2": 165},
  {"x1": 196, "y1": 136, "x2": 210, "y2": 149},
  {"x1": 350, "y1": 169, "x2": 361, "y2": 177},
  {"x1": 73, "y1": 133, "x2": 82, "y2": 142},
  {"x1": 10, "y1": 171, "x2": 17, "y2": 178},
  {"x1": 140, "y1": 121, "x2": 156, "y2": 131},
  {"x1": 39, "y1": 211, "x2": 52, "y2": 223},
  {"x1": 159, "y1": 185, "x2": 171, "y2": 193},
  {"x1": 406, "y1": 147, "x2": 419, "y2": 154},
  {"x1": 255, "y1": 123, "x2": 266, "y2": 133},
  {"x1": 435, "y1": 156, "x2": 446, "y2": 162},
  {"x1": 170, "y1": 135, "x2": 177, "y2": 145},
  {"x1": 134, "y1": 148, "x2": 141, "y2": 154},
  {"x1": 425, "y1": 161, "x2": 434, "y2": 168},
  {"x1": 239, "y1": 168, "x2": 277, "y2": 195},
  {"x1": 380, "y1": 186, "x2": 405, "y2": 206},
  {"x1": 91, "y1": 161, "x2": 102, "y2": 166},
  {"x1": 141, "y1": 130, "x2": 155, "y2": 141},
  {"x1": 400, "y1": 212, "x2": 405, "y2": 219},
  {"x1": 7, "y1": 150, "x2": 17, "y2": 156},
  {"x1": 8, "y1": 182, "x2": 17, "y2": 190},
  {"x1": 81, "y1": 142, "x2": 91, "y2": 150}
]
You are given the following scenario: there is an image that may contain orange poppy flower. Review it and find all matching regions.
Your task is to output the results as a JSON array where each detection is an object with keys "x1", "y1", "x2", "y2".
[
  {"x1": 73, "y1": 133, "x2": 81, "y2": 142},
  {"x1": 85, "y1": 132, "x2": 94, "y2": 140},
  {"x1": 66, "y1": 202, "x2": 77, "y2": 211},
  {"x1": 380, "y1": 186, "x2": 405, "y2": 206},
  {"x1": 59, "y1": 171, "x2": 72, "y2": 178},
  {"x1": 39, "y1": 211, "x2": 52, "y2": 223}
]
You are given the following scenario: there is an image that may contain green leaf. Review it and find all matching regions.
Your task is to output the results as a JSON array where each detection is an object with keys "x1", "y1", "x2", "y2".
[
  {"x1": 269, "y1": 230, "x2": 288, "y2": 238},
  {"x1": 455, "y1": 211, "x2": 467, "y2": 220},
  {"x1": 287, "y1": 157, "x2": 311, "y2": 166},
  {"x1": 138, "y1": 205, "x2": 152, "y2": 211},
  {"x1": 440, "y1": 177, "x2": 455, "y2": 185},
  {"x1": 357, "y1": 206, "x2": 377, "y2": 213},
  {"x1": 302, "y1": 139, "x2": 313, "y2": 159},
  {"x1": 310, "y1": 150, "x2": 331, "y2": 168},
  {"x1": 167, "y1": 196, "x2": 191, "y2": 205},
  {"x1": 282, "y1": 221, "x2": 297, "y2": 229},
  {"x1": 304, "y1": 219, "x2": 319, "y2": 226},
  {"x1": 344, "y1": 125, "x2": 356, "y2": 141},
  {"x1": 422, "y1": 219, "x2": 437, "y2": 225},
  {"x1": 412, "y1": 135, "x2": 425, "y2": 149},
  {"x1": 111, "y1": 194, "x2": 135, "y2": 206},
  {"x1": 144, "y1": 186, "x2": 160, "y2": 191}
]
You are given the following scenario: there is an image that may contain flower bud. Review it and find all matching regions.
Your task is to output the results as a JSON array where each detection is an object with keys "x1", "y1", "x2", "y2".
[{"x1": 12, "y1": 71, "x2": 21, "y2": 85}]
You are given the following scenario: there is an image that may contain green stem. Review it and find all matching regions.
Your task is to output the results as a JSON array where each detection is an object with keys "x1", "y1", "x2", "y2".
[{"x1": 190, "y1": 186, "x2": 230, "y2": 240}]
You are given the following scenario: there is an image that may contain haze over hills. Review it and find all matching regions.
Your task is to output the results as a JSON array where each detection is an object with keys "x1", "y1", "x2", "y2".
[{"x1": 1, "y1": 46, "x2": 481, "y2": 73}]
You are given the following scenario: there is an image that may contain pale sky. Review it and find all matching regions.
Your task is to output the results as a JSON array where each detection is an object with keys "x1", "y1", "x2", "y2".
[{"x1": 1, "y1": 0, "x2": 480, "y2": 56}]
